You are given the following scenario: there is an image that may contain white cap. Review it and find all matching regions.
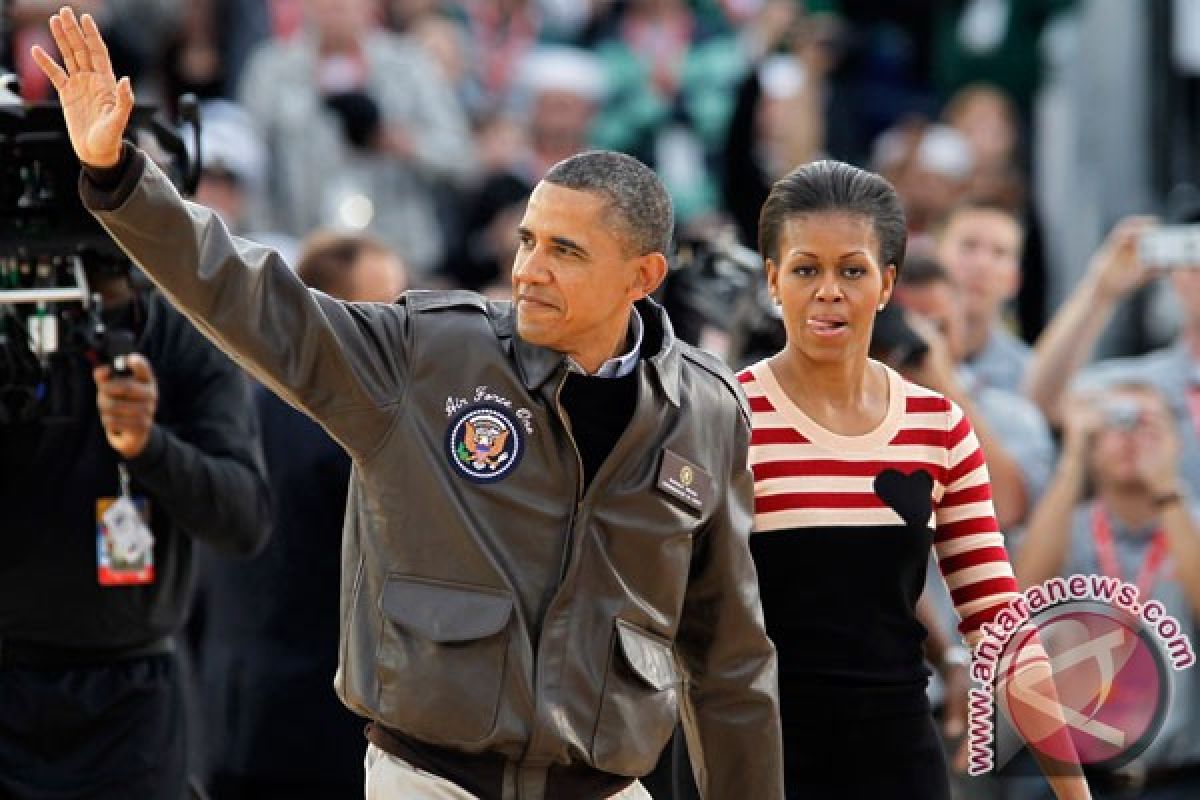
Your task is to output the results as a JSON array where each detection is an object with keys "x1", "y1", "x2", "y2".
[
  {"x1": 513, "y1": 46, "x2": 606, "y2": 103},
  {"x1": 759, "y1": 55, "x2": 806, "y2": 100},
  {"x1": 916, "y1": 124, "x2": 975, "y2": 181},
  {"x1": 190, "y1": 100, "x2": 267, "y2": 189}
]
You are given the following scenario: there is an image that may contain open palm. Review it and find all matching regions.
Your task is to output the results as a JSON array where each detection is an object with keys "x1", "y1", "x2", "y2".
[{"x1": 30, "y1": 7, "x2": 133, "y2": 168}]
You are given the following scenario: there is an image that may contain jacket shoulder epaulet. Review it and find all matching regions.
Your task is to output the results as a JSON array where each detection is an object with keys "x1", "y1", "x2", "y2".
[
  {"x1": 402, "y1": 289, "x2": 490, "y2": 315},
  {"x1": 680, "y1": 345, "x2": 751, "y2": 426}
]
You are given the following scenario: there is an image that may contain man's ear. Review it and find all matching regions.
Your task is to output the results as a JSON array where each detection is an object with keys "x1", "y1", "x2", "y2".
[{"x1": 632, "y1": 252, "x2": 669, "y2": 300}]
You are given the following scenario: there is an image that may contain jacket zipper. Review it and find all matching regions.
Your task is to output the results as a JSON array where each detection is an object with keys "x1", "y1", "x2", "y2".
[
  {"x1": 553, "y1": 370, "x2": 585, "y2": 580},
  {"x1": 520, "y1": 370, "x2": 585, "y2": 793}
]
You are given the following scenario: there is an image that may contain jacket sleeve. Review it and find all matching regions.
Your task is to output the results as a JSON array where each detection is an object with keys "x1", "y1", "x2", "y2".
[
  {"x1": 80, "y1": 146, "x2": 409, "y2": 458},
  {"x1": 674, "y1": 401, "x2": 784, "y2": 800},
  {"x1": 125, "y1": 306, "x2": 271, "y2": 555}
]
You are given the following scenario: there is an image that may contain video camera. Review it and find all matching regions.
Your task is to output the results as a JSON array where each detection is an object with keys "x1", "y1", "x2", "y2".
[
  {"x1": 0, "y1": 72, "x2": 200, "y2": 425},
  {"x1": 662, "y1": 229, "x2": 784, "y2": 369}
]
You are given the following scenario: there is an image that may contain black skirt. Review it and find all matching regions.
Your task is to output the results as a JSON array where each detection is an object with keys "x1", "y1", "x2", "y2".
[{"x1": 781, "y1": 683, "x2": 951, "y2": 800}]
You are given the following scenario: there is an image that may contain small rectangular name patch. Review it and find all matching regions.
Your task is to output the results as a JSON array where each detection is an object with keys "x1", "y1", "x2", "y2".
[{"x1": 656, "y1": 450, "x2": 713, "y2": 513}]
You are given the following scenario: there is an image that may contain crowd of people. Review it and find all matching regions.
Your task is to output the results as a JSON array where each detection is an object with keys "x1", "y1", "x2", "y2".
[{"x1": 4, "y1": 1, "x2": 1200, "y2": 799}]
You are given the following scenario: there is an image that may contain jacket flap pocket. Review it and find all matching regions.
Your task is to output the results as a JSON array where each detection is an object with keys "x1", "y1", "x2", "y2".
[
  {"x1": 615, "y1": 619, "x2": 680, "y2": 691},
  {"x1": 382, "y1": 576, "x2": 513, "y2": 643}
]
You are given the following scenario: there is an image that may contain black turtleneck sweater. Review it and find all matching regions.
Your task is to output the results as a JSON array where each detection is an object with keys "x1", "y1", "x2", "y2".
[{"x1": 559, "y1": 369, "x2": 640, "y2": 490}]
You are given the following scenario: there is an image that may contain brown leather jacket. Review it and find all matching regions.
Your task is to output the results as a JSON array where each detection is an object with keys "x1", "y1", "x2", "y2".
[{"x1": 82, "y1": 147, "x2": 783, "y2": 800}]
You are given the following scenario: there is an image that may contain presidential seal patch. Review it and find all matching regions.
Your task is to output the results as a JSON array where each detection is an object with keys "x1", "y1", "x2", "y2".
[{"x1": 447, "y1": 403, "x2": 524, "y2": 483}]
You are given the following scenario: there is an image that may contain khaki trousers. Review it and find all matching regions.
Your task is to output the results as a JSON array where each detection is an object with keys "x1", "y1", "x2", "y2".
[{"x1": 364, "y1": 744, "x2": 653, "y2": 800}]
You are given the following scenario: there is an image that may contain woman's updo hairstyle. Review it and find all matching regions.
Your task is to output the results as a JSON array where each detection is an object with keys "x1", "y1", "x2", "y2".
[{"x1": 758, "y1": 160, "x2": 908, "y2": 272}]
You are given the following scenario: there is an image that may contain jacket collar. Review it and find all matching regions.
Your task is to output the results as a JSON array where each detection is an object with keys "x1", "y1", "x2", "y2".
[{"x1": 500, "y1": 298, "x2": 681, "y2": 407}]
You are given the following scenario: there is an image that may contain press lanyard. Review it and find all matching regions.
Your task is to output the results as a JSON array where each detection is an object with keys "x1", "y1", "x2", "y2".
[{"x1": 1091, "y1": 504, "x2": 1169, "y2": 598}]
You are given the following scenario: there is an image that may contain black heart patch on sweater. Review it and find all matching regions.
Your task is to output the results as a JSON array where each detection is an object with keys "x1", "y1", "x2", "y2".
[{"x1": 873, "y1": 469, "x2": 934, "y2": 528}]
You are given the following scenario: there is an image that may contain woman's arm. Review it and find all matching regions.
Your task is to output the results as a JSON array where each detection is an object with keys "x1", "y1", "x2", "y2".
[{"x1": 932, "y1": 404, "x2": 1092, "y2": 800}]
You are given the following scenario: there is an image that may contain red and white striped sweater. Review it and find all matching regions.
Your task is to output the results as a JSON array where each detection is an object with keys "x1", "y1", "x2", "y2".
[{"x1": 738, "y1": 360, "x2": 1020, "y2": 670}]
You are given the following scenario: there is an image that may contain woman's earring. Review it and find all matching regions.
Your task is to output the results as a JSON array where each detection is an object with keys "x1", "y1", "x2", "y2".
[{"x1": 877, "y1": 303, "x2": 886, "y2": 312}]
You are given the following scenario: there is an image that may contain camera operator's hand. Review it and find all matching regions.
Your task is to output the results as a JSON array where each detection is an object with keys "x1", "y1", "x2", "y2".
[
  {"x1": 94, "y1": 353, "x2": 158, "y2": 459},
  {"x1": 1088, "y1": 216, "x2": 1159, "y2": 303},
  {"x1": 30, "y1": 7, "x2": 133, "y2": 169}
]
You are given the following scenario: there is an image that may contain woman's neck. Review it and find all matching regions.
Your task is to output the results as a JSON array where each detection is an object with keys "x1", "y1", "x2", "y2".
[{"x1": 771, "y1": 346, "x2": 887, "y2": 434}]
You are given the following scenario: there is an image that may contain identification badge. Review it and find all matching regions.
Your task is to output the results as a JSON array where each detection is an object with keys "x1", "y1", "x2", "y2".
[
  {"x1": 96, "y1": 464, "x2": 155, "y2": 586},
  {"x1": 656, "y1": 450, "x2": 714, "y2": 513}
]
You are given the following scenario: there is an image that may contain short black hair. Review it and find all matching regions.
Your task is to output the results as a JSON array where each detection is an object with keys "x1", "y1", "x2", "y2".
[
  {"x1": 543, "y1": 150, "x2": 674, "y2": 256},
  {"x1": 758, "y1": 159, "x2": 907, "y2": 270},
  {"x1": 897, "y1": 254, "x2": 953, "y2": 290}
]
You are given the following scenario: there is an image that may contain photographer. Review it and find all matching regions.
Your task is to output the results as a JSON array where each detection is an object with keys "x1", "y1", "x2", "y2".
[
  {"x1": 1024, "y1": 215, "x2": 1200, "y2": 498},
  {"x1": 1014, "y1": 382, "x2": 1200, "y2": 796},
  {"x1": 0, "y1": 159, "x2": 270, "y2": 800}
]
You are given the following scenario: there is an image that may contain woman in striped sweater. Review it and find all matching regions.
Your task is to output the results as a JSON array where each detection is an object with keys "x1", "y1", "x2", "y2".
[{"x1": 739, "y1": 161, "x2": 1090, "y2": 799}]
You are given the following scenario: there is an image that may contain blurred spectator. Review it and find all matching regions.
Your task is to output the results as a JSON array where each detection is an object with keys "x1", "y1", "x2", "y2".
[
  {"x1": 723, "y1": 4, "x2": 842, "y2": 247},
  {"x1": 873, "y1": 119, "x2": 975, "y2": 242},
  {"x1": 295, "y1": 229, "x2": 408, "y2": 302},
  {"x1": 932, "y1": 0, "x2": 1077, "y2": 125},
  {"x1": 440, "y1": 45, "x2": 602, "y2": 292},
  {"x1": 892, "y1": 254, "x2": 1054, "y2": 531},
  {"x1": 943, "y1": 83, "x2": 1022, "y2": 202},
  {"x1": 458, "y1": 0, "x2": 543, "y2": 115},
  {"x1": 239, "y1": 0, "x2": 475, "y2": 274},
  {"x1": 942, "y1": 81, "x2": 1052, "y2": 342},
  {"x1": 590, "y1": 0, "x2": 748, "y2": 222},
  {"x1": 159, "y1": 0, "x2": 271, "y2": 112},
  {"x1": 933, "y1": 199, "x2": 1029, "y2": 393},
  {"x1": 1025, "y1": 215, "x2": 1200, "y2": 497},
  {"x1": 513, "y1": 44, "x2": 605, "y2": 175},
  {"x1": 199, "y1": 231, "x2": 406, "y2": 800},
  {"x1": 191, "y1": 100, "x2": 268, "y2": 233},
  {"x1": 1014, "y1": 382, "x2": 1200, "y2": 797},
  {"x1": 408, "y1": 11, "x2": 476, "y2": 112},
  {"x1": 819, "y1": 0, "x2": 941, "y2": 163}
]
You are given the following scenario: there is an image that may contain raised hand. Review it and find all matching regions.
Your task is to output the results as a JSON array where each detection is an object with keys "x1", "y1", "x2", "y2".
[
  {"x1": 1087, "y1": 215, "x2": 1159, "y2": 303},
  {"x1": 30, "y1": 7, "x2": 133, "y2": 168}
]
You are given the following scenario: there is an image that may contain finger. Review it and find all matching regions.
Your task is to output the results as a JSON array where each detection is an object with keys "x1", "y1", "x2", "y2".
[
  {"x1": 31, "y1": 45, "x2": 69, "y2": 91},
  {"x1": 93, "y1": 364, "x2": 111, "y2": 384},
  {"x1": 116, "y1": 76, "x2": 135, "y2": 116},
  {"x1": 125, "y1": 353, "x2": 154, "y2": 383},
  {"x1": 101, "y1": 411, "x2": 151, "y2": 431},
  {"x1": 79, "y1": 13, "x2": 112, "y2": 76},
  {"x1": 59, "y1": 7, "x2": 94, "y2": 73},
  {"x1": 48, "y1": 15, "x2": 79, "y2": 75},
  {"x1": 98, "y1": 380, "x2": 155, "y2": 405},
  {"x1": 97, "y1": 394, "x2": 153, "y2": 414}
]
